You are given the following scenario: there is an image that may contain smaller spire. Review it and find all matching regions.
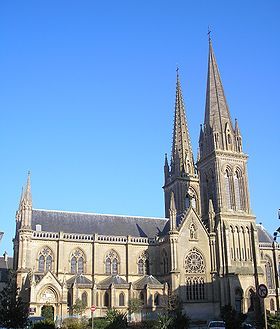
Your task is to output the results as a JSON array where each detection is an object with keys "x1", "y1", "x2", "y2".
[
  {"x1": 234, "y1": 118, "x2": 240, "y2": 135},
  {"x1": 22, "y1": 171, "x2": 32, "y2": 208}
]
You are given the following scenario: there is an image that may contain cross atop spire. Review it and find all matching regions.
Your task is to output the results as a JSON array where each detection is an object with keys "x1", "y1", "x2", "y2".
[{"x1": 171, "y1": 69, "x2": 195, "y2": 176}]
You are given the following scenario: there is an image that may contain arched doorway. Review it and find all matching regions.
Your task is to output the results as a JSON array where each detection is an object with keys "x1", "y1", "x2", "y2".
[
  {"x1": 41, "y1": 305, "x2": 54, "y2": 321},
  {"x1": 39, "y1": 287, "x2": 59, "y2": 320}
]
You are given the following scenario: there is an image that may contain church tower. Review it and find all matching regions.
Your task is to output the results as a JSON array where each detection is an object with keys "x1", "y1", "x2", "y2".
[
  {"x1": 197, "y1": 38, "x2": 259, "y2": 287},
  {"x1": 163, "y1": 69, "x2": 200, "y2": 218}
]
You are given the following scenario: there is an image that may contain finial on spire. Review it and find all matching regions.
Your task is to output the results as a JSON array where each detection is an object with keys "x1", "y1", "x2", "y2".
[{"x1": 207, "y1": 26, "x2": 212, "y2": 42}]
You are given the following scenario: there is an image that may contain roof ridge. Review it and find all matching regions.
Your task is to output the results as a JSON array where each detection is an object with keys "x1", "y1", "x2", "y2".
[{"x1": 33, "y1": 208, "x2": 168, "y2": 221}]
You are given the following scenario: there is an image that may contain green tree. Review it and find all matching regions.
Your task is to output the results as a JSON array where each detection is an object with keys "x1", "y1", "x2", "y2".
[
  {"x1": 33, "y1": 320, "x2": 56, "y2": 329},
  {"x1": 72, "y1": 298, "x2": 87, "y2": 316},
  {"x1": 154, "y1": 314, "x2": 173, "y2": 329},
  {"x1": 128, "y1": 298, "x2": 142, "y2": 322},
  {"x1": 105, "y1": 308, "x2": 127, "y2": 329},
  {"x1": 41, "y1": 305, "x2": 54, "y2": 321},
  {"x1": 267, "y1": 313, "x2": 280, "y2": 329},
  {"x1": 0, "y1": 271, "x2": 29, "y2": 329},
  {"x1": 221, "y1": 304, "x2": 246, "y2": 329}
]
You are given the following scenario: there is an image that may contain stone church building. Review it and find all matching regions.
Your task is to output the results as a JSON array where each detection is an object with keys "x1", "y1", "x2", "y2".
[{"x1": 13, "y1": 40, "x2": 280, "y2": 322}]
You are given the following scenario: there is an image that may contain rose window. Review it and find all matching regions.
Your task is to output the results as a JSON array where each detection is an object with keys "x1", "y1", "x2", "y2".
[{"x1": 185, "y1": 249, "x2": 205, "y2": 273}]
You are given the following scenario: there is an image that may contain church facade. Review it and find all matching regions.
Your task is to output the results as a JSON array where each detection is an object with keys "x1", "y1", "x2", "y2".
[{"x1": 13, "y1": 40, "x2": 280, "y2": 323}]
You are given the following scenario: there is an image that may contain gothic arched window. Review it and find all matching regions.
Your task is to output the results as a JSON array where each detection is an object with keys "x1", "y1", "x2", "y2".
[
  {"x1": 104, "y1": 292, "x2": 109, "y2": 307},
  {"x1": 105, "y1": 250, "x2": 119, "y2": 275},
  {"x1": 46, "y1": 255, "x2": 52, "y2": 271},
  {"x1": 38, "y1": 255, "x2": 45, "y2": 272},
  {"x1": 138, "y1": 259, "x2": 144, "y2": 275},
  {"x1": 154, "y1": 293, "x2": 159, "y2": 306},
  {"x1": 119, "y1": 293, "x2": 125, "y2": 306},
  {"x1": 248, "y1": 289, "x2": 255, "y2": 312},
  {"x1": 270, "y1": 299, "x2": 275, "y2": 311},
  {"x1": 138, "y1": 251, "x2": 149, "y2": 275},
  {"x1": 70, "y1": 249, "x2": 85, "y2": 274},
  {"x1": 82, "y1": 292, "x2": 88, "y2": 306},
  {"x1": 112, "y1": 258, "x2": 118, "y2": 275},
  {"x1": 162, "y1": 249, "x2": 169, "y2": 274},
  {"x1": 224, "y1": 169, "x2": 233, "y2": 210},
  {"x1": 234, "y1": 171, "x2": 242, "y2": 210},
  {"x1": 265, "y1": 257, "x2": 274, "y2": 289},
  {"x1": 185, "y1": 195, "x2": 190, "y2": 209},
  {"x1": 38, "y1": 247, "x2": 53, "y2": 273},
  {"x1": 235, "y1": 289, "x2": 243, "y2": 313},
  {"x1": 105, "y1": 258, "x2": 111, "y2": 274}
]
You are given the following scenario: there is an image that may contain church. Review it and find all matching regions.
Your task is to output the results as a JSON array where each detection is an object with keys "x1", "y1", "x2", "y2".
[{"x1": 13, "y1": 39, "x2": 280, "y2": 323}]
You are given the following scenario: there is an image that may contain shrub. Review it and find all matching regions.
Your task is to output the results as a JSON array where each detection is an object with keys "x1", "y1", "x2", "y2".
[
  {"x1": 61, "y1": 317, "x2": 88, "y2": 329},
  {"x1": 33, "y1": 320, "x2": 56, "y2": 329}
]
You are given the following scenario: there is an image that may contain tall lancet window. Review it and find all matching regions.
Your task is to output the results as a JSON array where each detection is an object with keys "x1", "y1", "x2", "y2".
[
  {"x1": 224, "y1": 170, "x2": 233, "y2": 210},
  {"x1": 234, "y1": 171, "x2": 242, "y2": 210}
]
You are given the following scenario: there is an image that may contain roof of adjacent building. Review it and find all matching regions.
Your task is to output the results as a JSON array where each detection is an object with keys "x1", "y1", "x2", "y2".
[
  {"x1": 67, "y1": 274, "x2": 92, "y2": 286},
  {"x1": 97, "y1": 275, "x2": 129, "y2": 288},
  {"x1": 257, "y1": 224, "x2": 274, "y2": 243},
  {"x1": 133, "y1": 275, "x2": 163, "y2": 289},
  {"x1": 0, "y1": 256, "x2": 13, "y2": 270},
  {"x1": 32, "y1": 209, "x2": 168, "y2": 238}
]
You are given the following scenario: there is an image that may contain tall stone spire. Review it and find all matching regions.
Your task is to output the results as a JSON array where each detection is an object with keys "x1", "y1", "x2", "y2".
[
  {"x1": 171, "y1": 68, "x2": 195, "y2": 176},
  {"x1": 163, "y1": 69, "x2": 200, "y2": 217},
  {"x1": 200, "y1": 39, "x2": 238, "y2": 156}
]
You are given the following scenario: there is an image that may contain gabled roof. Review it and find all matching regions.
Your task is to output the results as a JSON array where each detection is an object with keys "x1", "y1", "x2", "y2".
[
  {"x1": 67, "y1": 274, "x2": 92, "y2": 287},
  {"x1": 133, "y1": 275, "x2": 163, "y2": 289},
  {"x1": 257, "y1": 224, "x2": 274, "y2": 243},
  {"x1": 32, "y1": 209, "x2": 167, "y2": 238},
  {"x1": 97, "y1": 275, "x2": 129, "y2": 289}
]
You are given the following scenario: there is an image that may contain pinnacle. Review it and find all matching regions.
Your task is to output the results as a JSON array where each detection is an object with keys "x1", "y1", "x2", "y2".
[{"x1": 171, "y1": 70, "x2": 195, "y2": 175}]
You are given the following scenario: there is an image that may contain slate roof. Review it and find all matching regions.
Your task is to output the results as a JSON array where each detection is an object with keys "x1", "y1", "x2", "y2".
[
  {"x1": 32, "y1": 209, "x2": 168, "y2": 238},
  {"x1": 97, "y1": 275, "x2": 129, "y2": 288},
  {"x1": 67, "y1": 274, "x2": 92, "y2": 287},
  {"x1": 133, "y1": 275, "x2": 163, "y2": 289},
  {"x1": 257, "y1": 224, "x2": 274, "y2": 243},
  {"x1": 0, "y1": 256, "x2": 13, "y2": 283}
]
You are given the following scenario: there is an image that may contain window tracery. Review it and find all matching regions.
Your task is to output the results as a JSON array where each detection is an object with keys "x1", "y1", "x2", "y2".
[
  {"x1": 138, "y1": 251, "x2": 150, "y2": 275},
  {"x1": 70, "y1": 249, "x2": 85, "y2": 274},
  {"x1": 38, "y1": 247, "x2": 53, "y2": 273},
  {"x1": 162, "y1": 249, "x2": 169, "y2": 274},
  {"x1": 184, "y1": 248, "x2": 205, "y2": 274},
  {"x1": 186, "y1": 276, "x2": 205, "y2": 300},
  {"x1": 265, "y1": 256, "x2": 274, "y2": 289},
  {"x1": 105, "y1": 250, "x2": 119, "y2": 275}
]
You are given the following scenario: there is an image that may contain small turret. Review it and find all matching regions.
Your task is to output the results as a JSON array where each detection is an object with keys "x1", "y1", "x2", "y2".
[
  {"x1": 164, "y1": 153, "x2": 169, "y2": 182},
  {"x1": 19, "y1": 172, "x2": 33, "y2": 229},
  {"x1": 234, "y1": 118, "x2": 242, "y2": 152}
]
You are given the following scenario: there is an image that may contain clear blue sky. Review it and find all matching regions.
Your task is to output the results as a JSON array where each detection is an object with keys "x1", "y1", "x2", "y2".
[{"x1": 1, "y1": 1, "x2": 279, "y2": 255}]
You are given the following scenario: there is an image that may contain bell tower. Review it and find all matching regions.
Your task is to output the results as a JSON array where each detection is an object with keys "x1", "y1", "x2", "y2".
[
  {"x1": 163, "y1": 69, "x2": 200, "y2": 218},
  {"x1": 197, "y1": 38, "x2": 259, "y2": 280}
]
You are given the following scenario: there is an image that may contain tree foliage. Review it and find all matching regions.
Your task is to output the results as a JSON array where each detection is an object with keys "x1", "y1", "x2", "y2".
[
  {"x1": 0, "y1": 271, "x2": 29, "y2": 329},
  {"x1": 267, "y1": 313, "x2": 280, "y2": 329},
  {"x1": 72, "y1": 298, "x2": 87, "y2": 316},
  {"x1": 105, "y1": 308, "x2": 127, "y2": 329},
  {"x1": 221, "y1": 304, "x2": 247, "y2": 329},
  {"x1": 33, "y1": 320, "x2": 56, "y2": 329}
]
